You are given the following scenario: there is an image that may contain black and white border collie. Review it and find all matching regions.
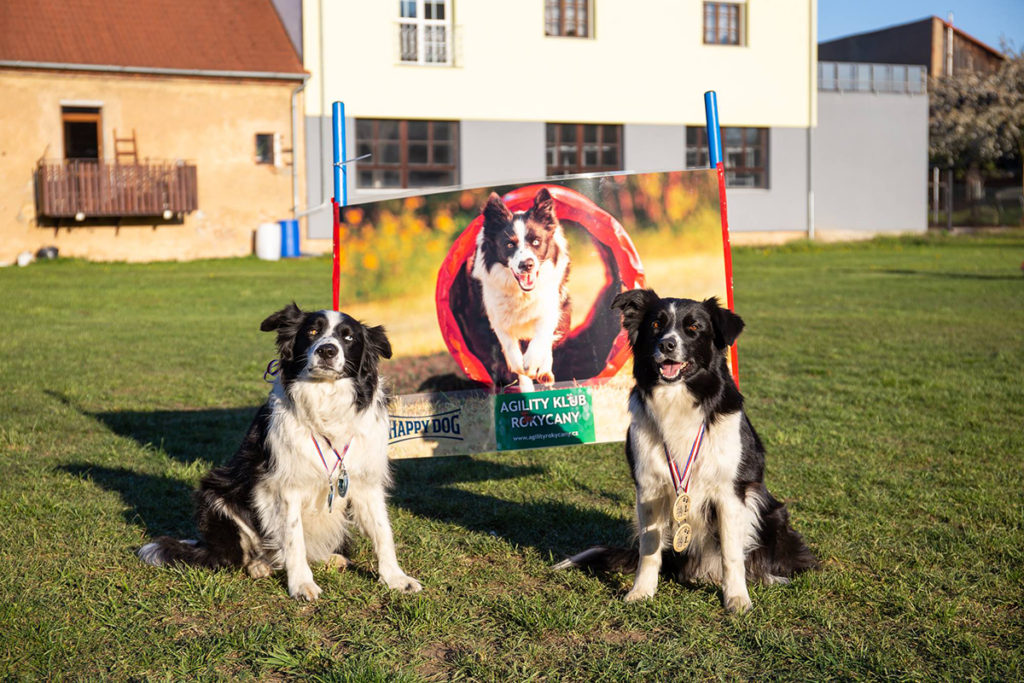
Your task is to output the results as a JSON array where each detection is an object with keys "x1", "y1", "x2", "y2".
[
  {"x1": 555, "y1": 290, "x2": 815, "y2": 613},
  {"x1": 471, "y1": 187, "x2": 570, "y2": 391},
  {"x1": 138, "y1": 304, "x2": 421, "y2": 600}
]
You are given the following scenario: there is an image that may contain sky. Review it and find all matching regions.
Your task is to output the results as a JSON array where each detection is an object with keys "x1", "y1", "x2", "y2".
[{"x1": 818, "y1": 0, "x2": 1024, "y2": 53}]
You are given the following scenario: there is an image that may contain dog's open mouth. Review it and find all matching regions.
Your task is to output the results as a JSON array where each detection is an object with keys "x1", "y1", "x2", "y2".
[
  {"x1": 513, "y1": 269, "x2": 536, "y2": 292},
  {"x1": 659, "y1": 361, "x2": 688, "y2": 380}
]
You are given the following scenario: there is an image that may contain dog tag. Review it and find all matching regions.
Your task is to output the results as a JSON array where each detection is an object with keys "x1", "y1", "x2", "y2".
[
  {"x1": 337, "y1": 470, "x2": 349, "y2": 498},
  {"x1": 327, "y1": 483, "x2": 335, "y2": 512},
  {"x1": 672, "y1": 493, "x2": 690, "y2": 523},
  {"x1": 672, "y1": 523, "x2": 692, "y2": 553}
]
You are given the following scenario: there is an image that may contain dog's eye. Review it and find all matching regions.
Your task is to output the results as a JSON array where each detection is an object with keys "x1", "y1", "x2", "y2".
[
  {"x1": 531, "y1": 239, "x2": 541, "y2": 247},
  {"x1": 343, "y1": 334, "x2": 354, "y2": 342},
  {"x1": 652, "y1": 320, "x2": 661, "y2": 332},
  {"x1": 506, "y1": 241, "x2": 515, "y2": 250},
  {"x1": 308, "y1": 328, "x2": 318, "y2": 337},
  {"x1": 688, "y1": 323, "x2": 699, "y2": 332}
]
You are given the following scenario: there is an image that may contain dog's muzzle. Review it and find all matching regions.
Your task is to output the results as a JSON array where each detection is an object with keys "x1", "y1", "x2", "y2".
[{"x1": 655, "y1": 336, "x2": 688, "y2": 381}]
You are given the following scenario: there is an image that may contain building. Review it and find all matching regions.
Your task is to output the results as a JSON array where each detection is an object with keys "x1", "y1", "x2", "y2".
[
  {"x1": 819, "y1": 16, "x2": 1006, "y2": 79},
  {"x1": 0, "y1": 0, "x2": 307, "y2": 262},
  {"x1": 288, "y1": 0, "x2": 821, "y2": 241}
]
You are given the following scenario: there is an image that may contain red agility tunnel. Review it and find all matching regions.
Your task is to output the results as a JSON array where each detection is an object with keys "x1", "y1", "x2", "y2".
[{"x1": 436, "y1": 183, "x2": 645, "y2": 387}]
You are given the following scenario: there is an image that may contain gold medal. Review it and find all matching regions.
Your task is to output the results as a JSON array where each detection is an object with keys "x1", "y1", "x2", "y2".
[
  {"x1": 672, "y1": 492, "x2": 690, "y2": 522},
  {"x1": 672, "y1": 523, "x2": 692, "y2": 553}
]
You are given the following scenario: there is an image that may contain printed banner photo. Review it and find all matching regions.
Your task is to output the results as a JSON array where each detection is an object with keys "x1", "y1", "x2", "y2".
[{"x1": 338, "y1": 169, "x2": 729, "y2": 458}]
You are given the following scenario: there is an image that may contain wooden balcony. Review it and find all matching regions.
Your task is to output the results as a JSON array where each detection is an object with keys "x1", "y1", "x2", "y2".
[{"x1": 34, "y1": 159, "x2": 198, "y2": 219}]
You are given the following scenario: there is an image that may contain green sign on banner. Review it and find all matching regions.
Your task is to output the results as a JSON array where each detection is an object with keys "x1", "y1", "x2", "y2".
[{"x1": 494, "y1": 387, "x2": 596, "y2": 451}]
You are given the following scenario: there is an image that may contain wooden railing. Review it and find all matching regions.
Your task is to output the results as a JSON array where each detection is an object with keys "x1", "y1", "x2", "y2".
[{"x1": 34, "y1": 159, "x2": 198, "y2": 219}]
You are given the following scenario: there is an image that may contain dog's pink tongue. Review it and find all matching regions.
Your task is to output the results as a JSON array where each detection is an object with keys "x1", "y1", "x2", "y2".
[
  {"x1": 518, "y1": 271, "x2": 535, "y2": 289},
  {"x1": 660, "y1": 362, "x2": 682, "y2": 378}
]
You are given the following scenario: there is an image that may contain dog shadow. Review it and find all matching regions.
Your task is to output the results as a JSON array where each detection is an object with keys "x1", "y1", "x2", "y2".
[
  {"x1": 390, "y1": 454, "x2": 631, "y2": 559},
  {"x1": 54, "y1": 392, "x2": 629, "y2": 564}
]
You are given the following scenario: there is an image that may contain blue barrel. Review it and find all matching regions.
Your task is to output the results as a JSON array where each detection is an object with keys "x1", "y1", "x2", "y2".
[{"x1": 279, "y1": 219, "x2": 300, "y2": 258}]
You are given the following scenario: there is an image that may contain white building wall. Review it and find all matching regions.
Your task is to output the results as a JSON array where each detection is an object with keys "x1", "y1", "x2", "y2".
[{"x1": 300, "y1": 0, "x2": 818, "y2": 237}]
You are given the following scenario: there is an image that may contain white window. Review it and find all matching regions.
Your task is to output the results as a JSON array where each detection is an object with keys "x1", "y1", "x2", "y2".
[{"x1": 399, "y1": 0, "x2": 452, "y2": 65}]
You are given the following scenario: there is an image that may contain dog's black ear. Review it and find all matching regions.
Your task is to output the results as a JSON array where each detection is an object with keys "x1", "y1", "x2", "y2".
[
  {"x1": 611, "y1": 288, "x2": 660, "y2": 344},
  {"x1": 482, "y1": 192, "x2": 513, "y2": 226},
  {"x1": 260, "y1": 302, "x2": 305, "y2": 359},
  {"x1": 365, "y1": 325, "x2": 392, "y2": 361},
  {"x1": 532, "y1": 187, "x2": 556, "y2": 223},
  {"x1": 702, "y1": 297, "x2": 744, "y2": 349}
]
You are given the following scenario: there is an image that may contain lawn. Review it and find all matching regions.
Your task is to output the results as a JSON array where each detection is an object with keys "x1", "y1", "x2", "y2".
[{"x1": 1, "y1": 233, "x2": 1022, "y2": 679}]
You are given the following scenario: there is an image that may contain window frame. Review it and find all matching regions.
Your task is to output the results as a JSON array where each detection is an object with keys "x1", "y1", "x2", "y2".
[
  {"x1": 545, "y1": 123, "x2": 622, "y2": 177},
  {"x1": 399, "y1": 0, "x2": 453, "y2": 65},
  {"x1": 62, "y1": 106, "x2": 102, "y2": 160},
  {"x1": 355, "y1": 118, "x2": 460, "y2": 189},
  {"x1": 544, "y1": 0, "x2": 591, "y2": 38},
  {"x1": 255, "y1": 133, "x2": 276, "y2": 165},
  {"x1": 703, "y1": 2, "x2": 745, "y2": 46},
  {"x1": 686, "y1": 126, "x2": 769, "y2": 189}
]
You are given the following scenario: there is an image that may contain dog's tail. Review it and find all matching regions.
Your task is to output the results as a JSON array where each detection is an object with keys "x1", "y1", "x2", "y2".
[
  {"x1": 138, "y1": 537, "x2": 221, "y2": 569},
  {"x1": 553, "y1": 545, "x2": 638, "y2": 574}
]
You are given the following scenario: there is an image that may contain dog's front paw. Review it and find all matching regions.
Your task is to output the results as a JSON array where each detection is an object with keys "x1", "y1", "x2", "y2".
[
  {"x1": 289, "y1": 581, "x2": 322, "y2": 601},
  {"x1": 724, "y1": 593, "x2": 753, "y2": 615},
  {"x1": 522, "y1": 343, "x2": 553, "y2": 380},
  {"x1": 382, "y1": 573, "x2": 422, "y2": 593},
  {"x1": 536, "y1": 371, "x2": 555, "y2": 385},
  {"x1": 624, "y1": 587, "x2": 655, "y2": 602}
]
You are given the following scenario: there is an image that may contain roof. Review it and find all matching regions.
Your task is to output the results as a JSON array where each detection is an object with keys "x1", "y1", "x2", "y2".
[
  {"x1": 820, "y1": 16, "x2": 1006, "y2": 61},
  {"x1": 0, "y1": 0, "x2": 305, "y2": 77}
]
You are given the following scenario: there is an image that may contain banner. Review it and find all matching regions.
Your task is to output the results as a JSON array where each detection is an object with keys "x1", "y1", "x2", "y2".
[{"x1": 339, "y1": 170, "x2": 728, "y2": 457}]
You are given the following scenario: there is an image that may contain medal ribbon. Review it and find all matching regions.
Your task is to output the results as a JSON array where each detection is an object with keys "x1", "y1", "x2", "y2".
[
  {"x1": 665, "y1": 422, "x2": 706, "y2": 494},
  {"x1": 311, "y1": 434, "x2": 350, "y2": 482}
]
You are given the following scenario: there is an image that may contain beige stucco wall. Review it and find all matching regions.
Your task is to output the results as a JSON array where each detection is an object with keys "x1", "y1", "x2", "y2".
[{"x1": 0, "y1": 69, "x2": 305, "y2": 262}]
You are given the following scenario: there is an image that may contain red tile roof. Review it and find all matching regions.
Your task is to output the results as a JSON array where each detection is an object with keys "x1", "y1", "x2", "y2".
[{"x1": 0, "y1": 0, "x2": 305, "y2": 76}]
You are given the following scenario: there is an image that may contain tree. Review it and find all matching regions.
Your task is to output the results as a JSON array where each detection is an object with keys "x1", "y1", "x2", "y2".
[{"x1": 930, "y1": 50, "x2": 1024, "y2": 190}]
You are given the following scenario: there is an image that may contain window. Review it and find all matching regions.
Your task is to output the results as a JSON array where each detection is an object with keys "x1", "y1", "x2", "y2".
[
  {"x1": 545, "y1": 0, "x2": 590, "y2": 37},
  {"x1": 546, "y1": 123, "x2": 622, "y2": 176},
  {"x1": 62, "y1": 106, "x2": 101, "y2": 159},
  {"x1": 356, "y1": 119, "x2": 459, "y2": 188},
  {"x1": 686, "y1": 126, "x2": 769, "y2": 188},
  {"x1": 399, "y1": 0, "x2": 452, "y2": 64},
  {"x1": 255, "y1": 133, "x2": 276, "y2": 165},
  {"x1": 703, "y1": 2, "x2": 744, "y2": 46}
]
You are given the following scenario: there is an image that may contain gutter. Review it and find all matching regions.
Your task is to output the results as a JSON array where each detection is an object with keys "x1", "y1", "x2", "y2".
[{"x1": 0, "y1": 60, "x2": 307, "y2": 81}]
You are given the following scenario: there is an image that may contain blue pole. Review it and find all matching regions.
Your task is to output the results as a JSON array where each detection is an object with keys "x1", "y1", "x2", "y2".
[
  {"x1": 704, "y1": 91, "x2": 722, "y2": 167},
  {"x1": 331, "y1": 101, "x2": 346, "y2": 205}
]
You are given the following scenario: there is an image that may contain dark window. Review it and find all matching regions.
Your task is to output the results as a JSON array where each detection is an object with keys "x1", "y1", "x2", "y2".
[
  {"x1": 255, "y1": 133, "x2": 275, "y2": 164},
  {"x1": 356, "y1": 118, "x2": 459, "y2": 188},
  {"x1": 545, "y1": 123, "x2": 622, "y2": 176},
  {"x1": 62, "y1": 106, "x2": 101, "y2": 160},
  {"x1": 545, "y1": 0, "x2": 590, "y2": 37},
  {"x1": 703, "y1": 2, "x2": 744, "y2": 46},
  {"x1": 686, "y1": 126, "x2": 769, "y2": 189}
]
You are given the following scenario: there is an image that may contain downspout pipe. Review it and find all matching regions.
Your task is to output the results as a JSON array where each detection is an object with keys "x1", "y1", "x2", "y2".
[{"x1": 290, "y1": 77, "x2": 310, "y2": 220}]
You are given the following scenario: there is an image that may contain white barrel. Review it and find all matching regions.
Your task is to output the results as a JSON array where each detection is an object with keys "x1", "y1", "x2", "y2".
[{"x1": 256, "y1": 222, "x2": 281, "y2": 261}]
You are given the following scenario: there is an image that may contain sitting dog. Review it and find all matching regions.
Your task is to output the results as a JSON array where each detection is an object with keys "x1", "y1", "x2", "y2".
[
  {"x1": 470, "y1": 187, "x2": 571, "y2": 391},
  {"x1": 555, "y1": 290, "x2": 815, "y2": 613},
  {"x1": 138, "y1": 304, "x2": 421, "y2": 600}
]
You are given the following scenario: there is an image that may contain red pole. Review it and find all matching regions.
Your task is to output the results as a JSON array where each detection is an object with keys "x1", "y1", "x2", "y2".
[
  {"x1": 715, "y1": 161, "x2": 739, "y2": 387},
  {"x1": 332, "y1": 198, "x2": 340, "y2": 311}
]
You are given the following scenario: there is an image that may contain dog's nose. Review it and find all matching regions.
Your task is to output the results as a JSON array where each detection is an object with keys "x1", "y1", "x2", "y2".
[
  {"x1": 316, "y1": 344, "x2": 339, "y2": 360},
  {"x1": 658, "y1": 337, "x2": 677, "y2": 354},
  {"x1": 519, "y1": 259, "x2": 535, "y2": 273}
]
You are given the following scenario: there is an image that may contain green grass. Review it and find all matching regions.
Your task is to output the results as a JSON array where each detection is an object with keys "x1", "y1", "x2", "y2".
[{"x1": 1, "y1": 233, "x2": 1023, "y2": 679}]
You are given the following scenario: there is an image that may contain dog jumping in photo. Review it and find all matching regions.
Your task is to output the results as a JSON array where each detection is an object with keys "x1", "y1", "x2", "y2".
[
  {"x1": 138, "y1": 304, "x2": 421, "y2": 601},
  {"x1": 471, "y1": 187, "x2": 571, "y2": 391},
  {"x1": 555, "y1": 290, "x2": 815, "y2": 613}
]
